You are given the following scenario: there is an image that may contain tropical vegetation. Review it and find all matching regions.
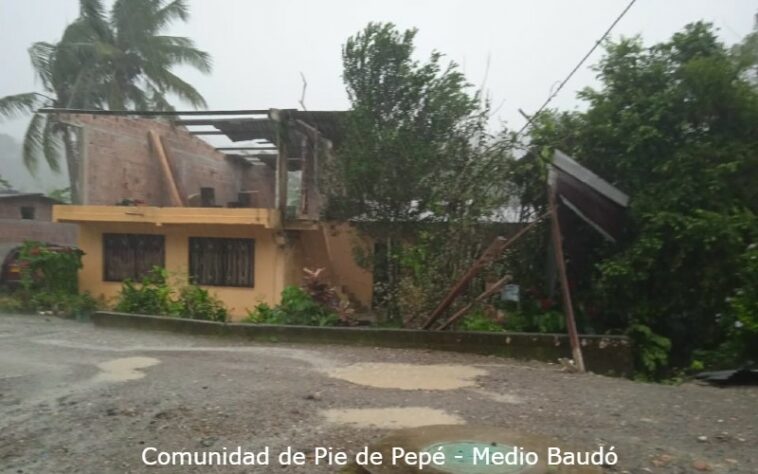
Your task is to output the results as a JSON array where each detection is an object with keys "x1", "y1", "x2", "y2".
[
  {"x1": 0, "y1": 0, "x2": 211, "y2": 202},
  {"x1": 332, "y1": 21, "x2": 758, "y2": 378}
]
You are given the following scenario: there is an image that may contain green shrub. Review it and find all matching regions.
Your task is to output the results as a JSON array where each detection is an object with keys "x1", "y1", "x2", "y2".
[
  {"x1": 628, "y1": 324, "x2": 672, "y2": 379},
  {"x1": 0, "y1": 294, "x2": 26, "y2": 313},
  {"x1": 114, "y1": 267, "x2": 228, "y2": 322},
  {"x1": 0, "y1": 241, "x2": 100, "y2": 318},
  {"x1": 29, "y1": 292, "x2": 99, "y2": 317},
  {"x1": 19, "y1": 241, "x2": 83, "y2": 294},
  {"x1": 177, "y1": 285, "x2": 227, "y2": 322},
  {"x1": 0, "y1": 289, "x2": 100, "y2": 318},
  {"x1": 247, "y1": 286, "x2": 339, "y2": 326},
  {"x1": 459, "y1": 309, "x2": 504, "y2": 332},
  {"x1": 115, "y1": 267, "x2": 179, "y2": 316}
]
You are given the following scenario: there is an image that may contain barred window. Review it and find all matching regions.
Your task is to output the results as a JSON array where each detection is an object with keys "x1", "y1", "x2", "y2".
[
  {"x1": 103, "y1": 233, "x2": 165, "y2": 281},
  {"x1": 189, "y1": 237, "x2": 254, "y2": 287}
]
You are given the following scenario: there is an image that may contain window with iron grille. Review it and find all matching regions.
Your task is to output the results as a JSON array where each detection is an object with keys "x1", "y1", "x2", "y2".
[
  {"x1": 189, "y1": 237, "x2": 254, "y2": 287},
  {"x1": 103, "y1": 233, "x2": 165, "y2": 281}
]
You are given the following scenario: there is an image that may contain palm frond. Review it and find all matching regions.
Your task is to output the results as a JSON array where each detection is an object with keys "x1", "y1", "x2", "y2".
[
  {"x1": 147, "y1": 86, "x2": 176, "y2": 112},
  {"x1": 42, "y1": 117, "x2": 63, "y2": 173},
  {"x1": 78, "y1": 0, "x2": 111, "y2": 40},
  {"x1": 28, "y1": 42, "x2": 57, "y2": 91},
  {"x1": 64, "y1": 69, "x2": 98, "y2": 109},
  {"x1": 147, "y1": 35, "x2": 212, "y2": 73},
  {"x1": 143, "y1": 67, "x2": 207, "y2": 109},
  {"x1": 123, "y1": 82, "x2": 151, "y2": 110},
  {"x1": 22, "y1": 113, "x2": 47, "y2": 176},
  {"x1": 0, "y1": 93, "x2": 43, "y2": 120},
  {"x1": 154, "y1": 0, "x2": 190, "y2": 29}
]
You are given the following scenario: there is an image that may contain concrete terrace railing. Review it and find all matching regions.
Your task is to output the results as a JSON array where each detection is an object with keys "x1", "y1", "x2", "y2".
[{"x1": 91, "y1": 311, "x2": 634, "y2": 376}]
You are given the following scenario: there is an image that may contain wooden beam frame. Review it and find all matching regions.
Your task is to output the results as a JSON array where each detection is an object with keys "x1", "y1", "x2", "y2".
[{"x1": 148, "y1": 131, "x2": 184, "y2": 207}]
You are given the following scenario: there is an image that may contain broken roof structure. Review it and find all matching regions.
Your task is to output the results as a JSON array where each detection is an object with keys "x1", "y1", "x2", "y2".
[
  {"x1": 550, "y1": 149, "x2": 630, "y2": 242},
  {"x1": 41, "y1": 107, "x2": 345, "y2": 221}
]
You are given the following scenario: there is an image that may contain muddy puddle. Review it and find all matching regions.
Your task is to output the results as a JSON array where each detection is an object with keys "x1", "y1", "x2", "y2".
[
  {"x1": 327, "y1": 363, "x2": 486, "y2": 390},
  {"x1": 95, "y1": 356, "x2": 160, "y2": 382},
  {"x1": 321, "y1": 407, "x2": 465, "y2": 429}
]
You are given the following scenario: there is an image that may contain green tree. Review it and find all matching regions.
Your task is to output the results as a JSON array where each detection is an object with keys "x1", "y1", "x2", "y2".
[
  {"x1": 327, "y1": 23, "x2": 516, "y2": 323},
  {"x1": 329, "y1": 22, "x2": 506, "y2": 224},
  {"x1": 521, "y1": 23, "x2": 758, "y2": 375},
  {"x1": 0, "y1": 0, "x2": 211, "y2": 203}
]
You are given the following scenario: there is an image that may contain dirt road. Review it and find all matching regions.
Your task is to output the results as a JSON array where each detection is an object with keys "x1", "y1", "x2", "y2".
[{"x1": 0, "y1": 313, "x2": 755, "y2": 473}]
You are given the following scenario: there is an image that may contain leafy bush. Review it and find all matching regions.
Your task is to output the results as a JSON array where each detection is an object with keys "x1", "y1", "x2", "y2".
[
  {"x1": 114, "y1": 267, "x2": 227, "y2": 322},
  {"x1": 115, "y1": 268, "x2": 179, "y2": 316},
  {"x1": 628, "y1": 324, "x2": 672, "y2": 380},
  {"x1": 0, "y1": 241, "x2": 100, "y2": 318},
  {"x1": 19, "y1": 241, "x2": 83, "y2": 294},
  {"x1": 0, "y1": 294, "x2": 26, "y2": 313},
  {"x1": 459, "y1": 308, "x2": 504, "y2": 332},
  {"x1": 28, "y1": 292, "x2": 99, "y2": 317},
  {"x1": 247, "y1": 286, "x2": 340, "y2": 327},
  {"x1": 301, "y1": 268, "x2": 355, "y2": 324},
  {"x1": 177, "y1": 285, "x2": 227, "y2": 322}
]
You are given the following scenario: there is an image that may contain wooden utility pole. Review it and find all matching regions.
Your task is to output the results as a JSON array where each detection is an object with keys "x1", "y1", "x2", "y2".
[{"x1": 548, "y1": 184, "x2": 586, "y2": 372}]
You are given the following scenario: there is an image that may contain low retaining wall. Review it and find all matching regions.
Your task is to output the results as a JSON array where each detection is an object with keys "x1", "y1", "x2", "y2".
[{"x1": 91, "y1": 311, "x2": 634, "y2": 376}]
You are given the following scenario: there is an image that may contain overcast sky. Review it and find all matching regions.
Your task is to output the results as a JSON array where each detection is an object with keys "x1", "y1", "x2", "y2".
[{"x1": 1, "y1": 0, "x2": 756, "y2": 143}]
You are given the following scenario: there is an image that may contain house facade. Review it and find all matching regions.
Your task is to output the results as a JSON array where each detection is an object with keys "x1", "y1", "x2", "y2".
[{"x1": 51, "y1": 110, "x2": 372, "y2": 320}]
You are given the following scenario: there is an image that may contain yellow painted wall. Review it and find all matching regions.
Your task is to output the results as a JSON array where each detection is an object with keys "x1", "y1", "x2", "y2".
[
  {"x1": 75, "y1": 220, "x2": 375, "y2": 320},
  {"x1": 298, "y1": 222, "x2": 374, "y2": 308},
  {"x1": 77, "y1": 222, "x2": 286, "y2": 320}
]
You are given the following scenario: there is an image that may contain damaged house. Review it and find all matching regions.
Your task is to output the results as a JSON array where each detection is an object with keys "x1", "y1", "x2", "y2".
[{"x1": 50, "y1": 109, "x2": 372, "y2": 319}]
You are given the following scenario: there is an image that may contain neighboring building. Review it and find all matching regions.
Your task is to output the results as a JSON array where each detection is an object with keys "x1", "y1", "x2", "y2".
[
  {"x1": 51, "y1": 109, "x2": 372, "y2": 319},
  {"x1": 0, "y1": 191, "x2": 78, "y2": 248},
  {"x1": 0, "y1": 192, "x2": 57, "y2": 221}
]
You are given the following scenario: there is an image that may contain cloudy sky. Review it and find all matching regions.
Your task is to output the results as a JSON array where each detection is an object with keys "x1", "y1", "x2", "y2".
[{"x1": 1, "y1": 0, "x2": 756, "y2": 142}]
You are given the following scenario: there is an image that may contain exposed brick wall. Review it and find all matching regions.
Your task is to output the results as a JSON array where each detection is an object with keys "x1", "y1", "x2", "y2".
[
  {"x1": 242, "y1": 164, "x2": 276, "y2": 208},
  {"x1": 0, "y1": 218, "x2": 78, "y2": 246},
  {"x1": 59, "y1": 114, "x2": 275, "y2": 207},
  {"x1": 0, "y1": 196, "x2": 54, "y2": 221}
]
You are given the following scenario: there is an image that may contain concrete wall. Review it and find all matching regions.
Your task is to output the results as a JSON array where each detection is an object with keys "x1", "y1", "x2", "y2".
[
  {"x1": 0, "y1": 218, "x2": 78, "y2": 246},
  {"x1": 76, "y1": 222, "x2": 289, "y2": 319},
  {"x1": 59, "y1": 114, "x2": 275, "y2": 207},
  {"x1": 0, "y1": 196, "x2": 54, "y2": 221},
  {"x1": 92, "y1": 311, "x2": 635, "y2": 376}
]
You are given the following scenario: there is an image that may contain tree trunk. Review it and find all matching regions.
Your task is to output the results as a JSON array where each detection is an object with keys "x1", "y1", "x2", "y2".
[{"x1": 62, "y1": 126, "x2": 81, "y2": 204}]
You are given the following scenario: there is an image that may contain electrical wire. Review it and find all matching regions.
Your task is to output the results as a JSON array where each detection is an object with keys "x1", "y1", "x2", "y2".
[{"x1": 515, "y1": 0, "x2": 638, "y2": 138}]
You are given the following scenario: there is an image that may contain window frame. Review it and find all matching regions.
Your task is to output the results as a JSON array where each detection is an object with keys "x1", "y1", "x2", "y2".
[
  {"x1": 188, "y1": 237, "x2": 255, "y2": 288},
  {"x1": 102, "y1": 233, "x2": 165, "y2": 282}
]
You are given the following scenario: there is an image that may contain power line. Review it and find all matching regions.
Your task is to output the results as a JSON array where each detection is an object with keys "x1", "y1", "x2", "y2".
[{"x1": 516, "y1": 0, "x2": 638, "y2": 138}]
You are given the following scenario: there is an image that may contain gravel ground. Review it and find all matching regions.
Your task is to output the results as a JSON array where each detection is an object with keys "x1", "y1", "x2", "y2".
[{"x1": 0, "y1": 313, "x2": 755, "y2": 473}]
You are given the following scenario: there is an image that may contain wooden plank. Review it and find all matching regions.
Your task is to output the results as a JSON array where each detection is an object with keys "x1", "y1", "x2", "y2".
[
  {"x1": 437, "y1": 274, "x2": 513, "y2": 330},
  {"x1": 175, "y1": 117, "x2": 271, "y2": 126},
  {"x1": 148, "y1": 130, "x2": 184, "y2": 207},
  {"x1": 422, "y1": 211, "x2": 552, "y2": 329},
  {"x1": 275, "y1": 122, "x2": 289, "y2": 215},
  {"x1": 548, "y1": 185, "x2": 586, "y2": 372},
  {"x1": 40, "y1": 108, "x2": 271, "y2": 117},
  {"x1": 421, "y1": 236, "x2": 508, "y2": 329}
]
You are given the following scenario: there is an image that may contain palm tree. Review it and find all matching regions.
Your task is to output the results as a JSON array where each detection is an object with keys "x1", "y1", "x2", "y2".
[{"x1": 0, "y1": 0, "x2": 212, "y2": 203}]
